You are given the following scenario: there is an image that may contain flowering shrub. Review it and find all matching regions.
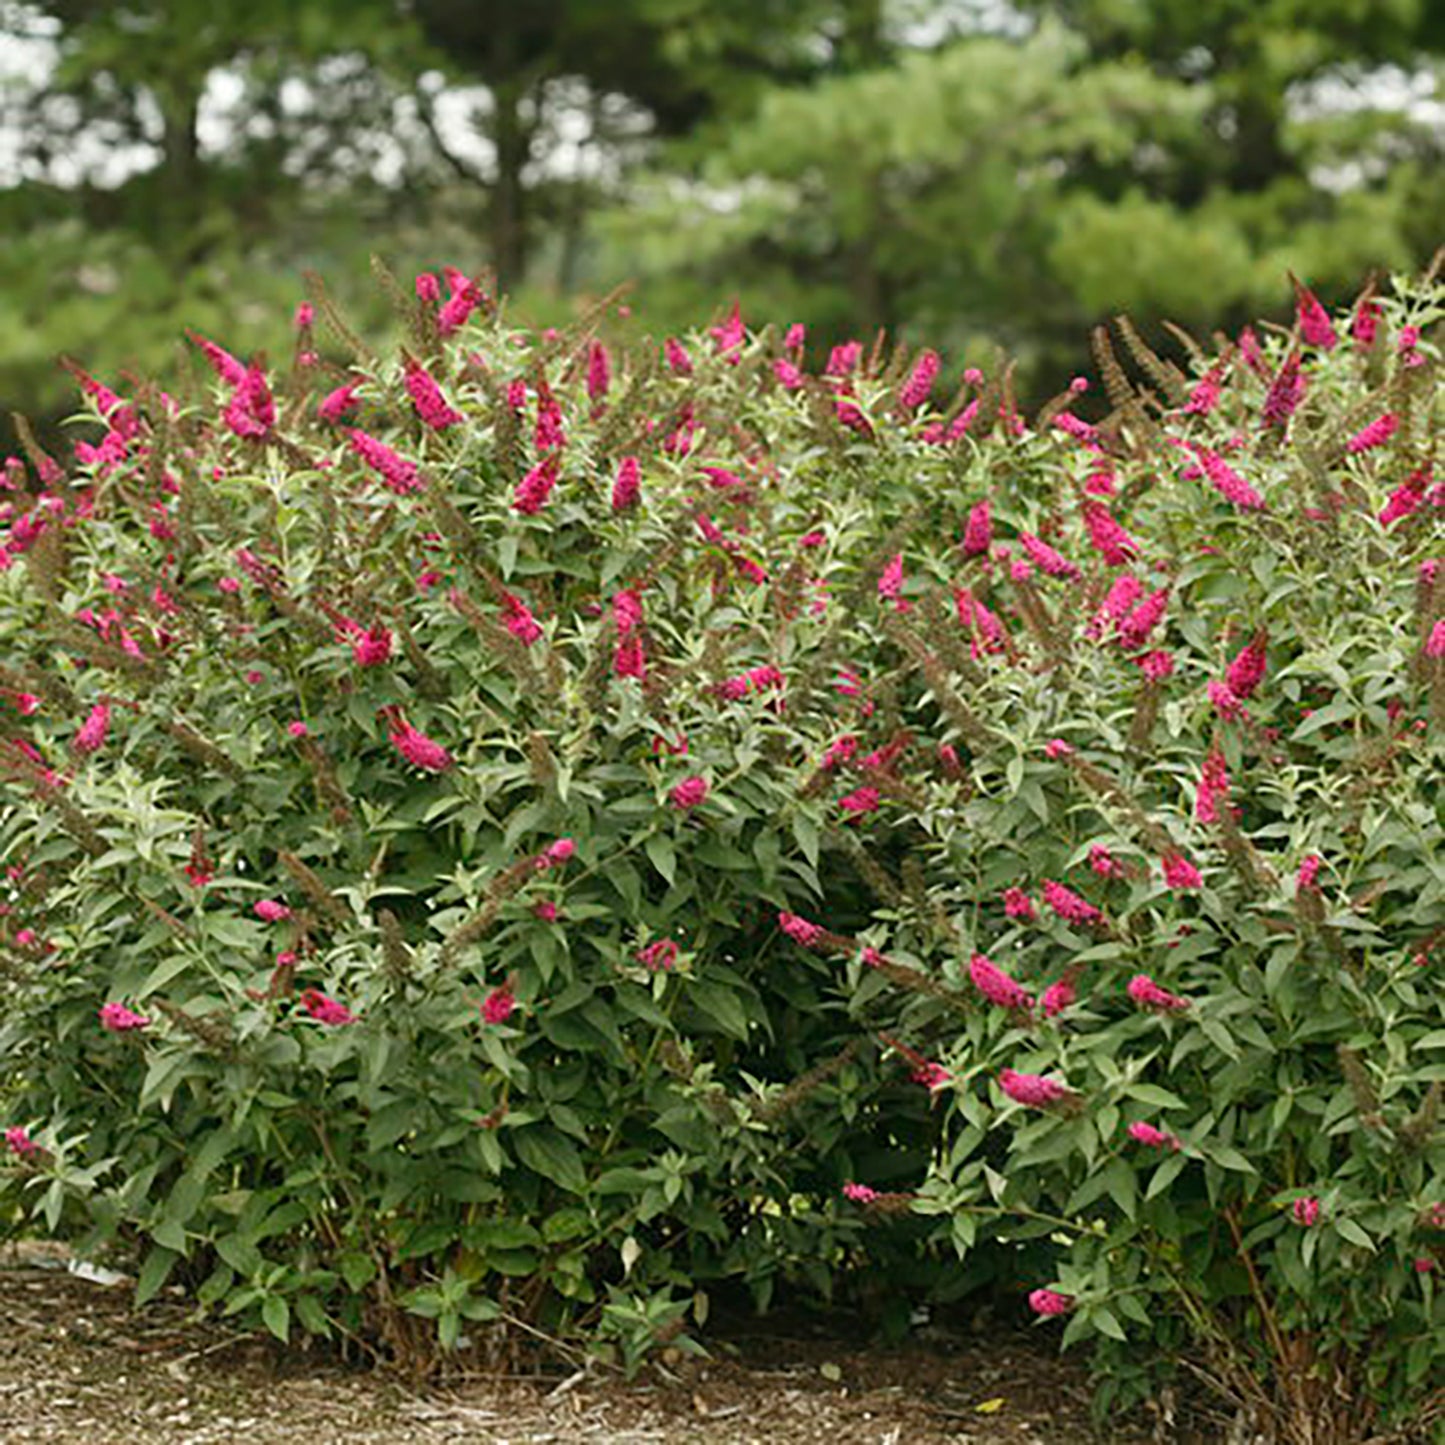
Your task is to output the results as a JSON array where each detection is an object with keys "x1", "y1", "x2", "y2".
[
  {"x1": 0, "y1": 275, "x2": 944, "y2": 1370},
  {"x1": 782, "y1": 276, "x2": 1441, "y2": 1439},
  {"x1": 0, "y1": 257, "x2": 1441, "y2": 1435}
]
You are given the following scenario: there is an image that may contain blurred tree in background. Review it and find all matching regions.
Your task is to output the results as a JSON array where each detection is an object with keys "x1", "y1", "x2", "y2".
[{"x1": 2, "y1": 0, "x2": 1443, "y2": 450}]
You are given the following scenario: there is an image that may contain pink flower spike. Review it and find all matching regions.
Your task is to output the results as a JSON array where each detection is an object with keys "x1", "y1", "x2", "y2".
[
  {"x1": 838, "y1": 785, "x2": 881, "y2": 820},
  {"x1": 1128, "y1": 1121, "x2": 1181, "y2": 1151},
  {"x1": 1296, "y1": 854, "x2": 1322, "y2": 891},
  {"x1": 961, "y1": 500, "x2": 993, "y2": 557},
  {"x1": 1019, "y1": 533, "x2": 1081, "y2": 580},
  {"x1": 73, "y1": 702, "x2": 111, "y2": 755},
  {"x1": 99, "y1": 1002, "x2": 150, "y2": 1033},
  {"x1": 1346, "y1": 413, "x2": 1399, "y2": 454},
  {"x1": 670, "y1": 775, "x2": 709, "y2": 810},
  {"x1": 1161, "y1": 852, "x2": 1203, "y2": 890},
  {"x1": 1040, "y1": 974, "x2": 1077, "y2": 1019},
  {"x1": 969, "y1": 952, "x2": 1035, "y2": 1012},
  {"x1": 480, "y1": 983, "x2": 516, "y2": 1025},
  {"x1": 1293, "y1": 1196, "x2": 1321, "y2": 1227},
  {"x1": 636, "y1": 939, "x2": 679, "y2": 972},
  {"x1": 4, "y1": 1126, "x2": 39, "y2": 1158},
  {"x1": 318, "y1": 382, "x2": 361, "y2": 423},
  {"x1": 611, "y1": 455, "x2": 641, "y2": 511},
  {"x1": 513, "y1": 455, "x2": 559, "y2": 515},
  {"x1": 388, "y1": 717, "x2": 453, "y2": 773},
  {"x1": 1225, "y1": 631, "x2": 1268, "y2": 700},
  {"x1": 534, "y1": 901, "x2": 558, "y2": 922},
  {"x1": 1044, "y1": 739, "x2": 1074, "y2": 760},
  {"x1": 404, "y1": 359, "x2": 463, "y2": 430},
  {"x1": 352, "y1": 625, "x2": 394, "y2": 667},
  {"x1": 301, "y1": 989, "x2": 357, "y2": 1026},
  {"x1": 1127, "y1": 973, "x2": 1190, "y2": 1012},
  {"x1": 842, "y1": 1181, "x2": 880, "y2": 1204},
  {"x1": 254, "y1": 899, "x2": 292, "y2": 923},
  {"x1": 1426, "y1": 620, "x2": 1445, "y2": 659},
  {"x1": 1081, "y1": 501, "x2": 1139, "y2": 565},
  {"x1": 912, "y1": 1062, "x2": 953, "y2": 1091},
  {"x1": 664, "y1": 337, "x2": 693, "y2": 376},
  {"x1": 1027, "y1": 1288, "x2": 1074, "y2": 1317},
  {"x1": 778, "y1": 912, "x2": 824, "y2": 949},
  {"x1": 1041, "y1": 880, "x2": 1102, "y2": 927},
  {"x1": 186, "y1": 330, "x2": 248, "y2": 386},
  {"x1": 899, "y1": 349, "x2": 940, "y2": 410},
  {"x1": 348, "y1": 429, "x2": 422, "y2": 495},
  {"x1": 1292, "y1": 276, "x2": 1338, "y2": 350},
  {"x1": 999, "y1": 1069, "x2": 1076, "y2": 1109},
  {"x1": 1002, "y1": 887, "x2": 1036, "y2": 921}
]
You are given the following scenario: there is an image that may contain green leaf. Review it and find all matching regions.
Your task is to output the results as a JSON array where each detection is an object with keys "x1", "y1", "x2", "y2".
[
  {"x1": 135, "y1": 1244, "x2": 179, "y2": 1306},
  {"x1": 644, "y1": 833, "x2": 676, "y2": 885},
  {"x1": 514, "y1": 1127, "x2": 587, "y2": 1194},
  {"x1": 262, "y1": 1294, "x2": 291, "y2": 1343}
]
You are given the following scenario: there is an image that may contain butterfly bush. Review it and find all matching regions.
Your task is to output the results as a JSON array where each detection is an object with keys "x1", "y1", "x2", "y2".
[{"x1": 0, "y1": 259, "x2": 1440, "y2": 1430}]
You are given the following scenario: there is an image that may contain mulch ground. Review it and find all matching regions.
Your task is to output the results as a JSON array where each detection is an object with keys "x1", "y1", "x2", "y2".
[{"x1": 0, "y1": 1243, "x2": 1165, "y2": 1443}]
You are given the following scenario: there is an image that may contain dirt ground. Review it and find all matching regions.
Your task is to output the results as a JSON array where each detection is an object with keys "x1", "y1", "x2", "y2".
[{"x1": 0, "y1": 1244, "x2": 1157, "y2": 1444}]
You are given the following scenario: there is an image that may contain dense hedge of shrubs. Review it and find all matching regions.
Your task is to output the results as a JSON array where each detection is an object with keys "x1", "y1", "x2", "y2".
[{"x1": 0, "y1": 259, "x2": 1441, "y2": 1439}]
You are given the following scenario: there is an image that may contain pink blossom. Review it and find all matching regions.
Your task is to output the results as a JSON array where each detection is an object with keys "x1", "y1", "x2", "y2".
[
  {"x1": 438, "y1": 280, "x2": 482, "y2": 336},
  {"x1": 352, "y1": 626, "x2": 393, "y2": 667},
  {"x1": 842, "y1": 1181, "x2": 880, "y2": 1204},
  {"x1": 480, "y1": 984, "x2": 516, "y2": 1025},
  {"x1": 636, "y1": 939, "x2": 679, "y2": 972},
  {"x1": 664, "y1": 337, "x2": 693, "y2": 376},
  {"x1": 1089, "y1": 844, "x2": 1122, "y2": 879},
  {"x1": 1118, "y1": 587, "x2": 1170, "y2": 649},
  {"x1": 1020, "y1": 533, "x2": 1081, "y2": 580},
  {"x1": 1292, "y1": 1196, "x2": 1321, "y2": 1227},
  {"x1": 1195, "y1": 749, "x2": 1230, "y2": 825},
  {"x1": 955, "y1": 588, "x2": 1005, "y2": 655},
  {"x1": 1425, "y1": 620, "x2": 1445, "y2": 659},
  {"x1": 1002, "y1": 887, "x2": 1036, "y2": 921},
  {"x1": 1127, "y1": 973, "x2": 1190, "y2": 1012},
  {"x1": 73, "y1": 703, "x2": 110, "y2": 755},
  {"x1": 1346, "y1": 413, "x2": 1399, "y2": 454},
  {"x1": 1182, "y1": 369, "x2": 1223, "y2": 415},
  {"x1": 825, "y1": 341, "x2": 862, "y2": 378},
  {"x1": 1136, "y1": 650, "x2": 1175, "y2": 681},
  {"x1": 1208, "y1": 680, "x2": 1247, "y2": 721},
  {"x1": 778, "y1": 912, "x2": 824, "y2": 948},
  {"x1": 835, "y1": 397, "x2": 873, "y2": 437},
  {"x1": 1082, "y1": 501, "x2": 1139, "y2": 565},
  {"x1": 1261, "y1": 350, "x2": 1305, "y2": 431},
  {"x1": 404, "y1": 359, "x2": 463, "y2": 429},
  {"x1": 513, "y1": 455, "x2": 559, "y2": 515},
  {"x1": 1027, "y1": 1289, "x2": 1074, "y2": 1317},
  {"x1": 961, "y1": 500, "x2": 992, "y2": 557},
  {"x1": 876, "y1": 552, "x2": 905, "y2": 606},
  {"x1": 773, "y1": 357, "x2": 806, "y2": 389},
  {"x1": 254, "y1": 899, "x2": 292, "y2": 923},
  {"x1": 1293, "y1": 277, "x2": 1337, "y2": 350},
  {"x1": 784, "y1": 322, "x2": 805, "y2": 352},
  {"x1": 838, "y1": 786, "x2": 881, "y2": 819},
  {"x1": 99, "y1": 1002, "x2": 150, "y2": 1032},
  {"x1": 1225, "y1": 632, "x2": 1268, "y2": 699},
  {"x1": 587, "y1": 340, "x2": 611, "y2": 402},
  {"x1": 302, "y1": 989, "x2": 357, "y2": 1026},
  {"x1": 1296, "y1": 854, "x2": 1322, "y2": 891},
  {"x1": 534, "y1": 900, "x2": 558, "y2": 922},
  {"x1": 536, "y1": 838, "x2": 576, "y2": 869},
  {"x1": 860, "y1": 947, "x2": 888, "y2": 969},
  {"x1": 1379, "y1": 478, "x2": 1425, "y2": 527},
  {"x1": 1188, "y1": 444, "x2": 1266, "y2": 510},
  {"x1": 999, "y1": 1069, "x2": 1075, "y2": 1109},
  {"x1": 1050, "y1": 411, "x2": 1098, "y2": 443},
  {"x1": 899, "y1": 349, "x2": 940, "y2": 410},
  {"x1": 218, "y1": 576, "x2": 242, "y2": 594},
  {"x1": 1351, "y1": 294, "x2": 1382, "y2": 347},
  {"x1": 501, "y1": 593, "x2": 543, "y2": 646},
  {"x1": 1129, "y1": 1121, "x2": 1181, "y2": 1150},
  {"x1": 613, "y1": 632, "x2": 646, "y2": 680},
  {"x1": 293, "y1": 301, "x2": 314, "y2": 329},
  {"x1": 1044, "y1": 739, "x2": 1074, "y2": 760},
  {"x1": 1042, "y1": 880, "x2": 1102, "y2": 926},
  {"x1": 1161, "y1": 852, "x2": 1202, "y2": 890},
  {"x1": 348, "y1": 429, "x2": 421, "y2": 494},
  {"x1": 415, "y1": 272, "x2": 440, "y2": 302},
  {"x1": 1040, "y1": 974, "x2": 1077, "y2": 1018},
  {"x1": 223, "y1": 366, "x2": 275, "y2": 440},
  {"x1": 670, "y1": 775, "x2": 709, "y2": 810},
  {"x1": 4, "y1": 1126, "x2": 39, "y2": 1157},
  {"x1": 388, "y1": 718, "x2": 453, "y2": 773},
  {"x1": 186, "y1": 330, "x2": 248, "y2": 386},
  {"x1": 288, "y1": 721, "x2": 309, "y2": 738},
  {"x1": 611, "y1": 455, "x2": 641, "y2": 510},
  {"x1": 969, "y1": 952, "x2": 1034, "y2": 1011},
  {"x1": 913, "y1": 1062, "x2": 953, "y2": 1091},
  {"x1": 1413, "y1": 1257, "x2": 1436, "y2": 1273},
  {"x1": 709, "y1": 301, "x2": 745, "y2": 358}
]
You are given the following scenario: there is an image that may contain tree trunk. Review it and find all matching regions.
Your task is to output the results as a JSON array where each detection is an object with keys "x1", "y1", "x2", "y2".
[{"x1": 491, "y1": 75, "x2": 529, "y2": 292}]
